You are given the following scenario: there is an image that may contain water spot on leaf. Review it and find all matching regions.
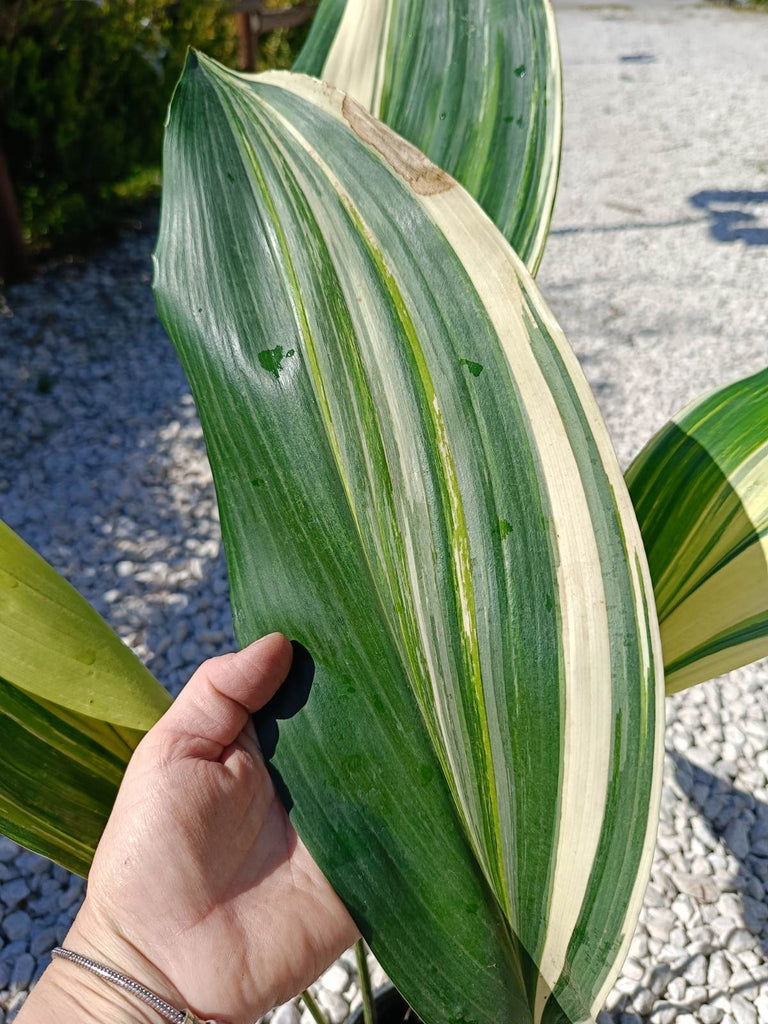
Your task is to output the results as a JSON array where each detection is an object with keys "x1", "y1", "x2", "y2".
[
  {"x1": 419, "y1": 763, "x2": 435, "y2": 785},
  {"x1": 439, "y1": 111, "x2": 447, "y2": 121},
  {"x1": 226, "y1": 171, "x2": 235, "y2": 182},
  {"x1": 78, "y1": 650, "x2": 96, "y2": 666},
  {"x1": 258, "y1": 345, "x2": 295, "y2": 379},
  {"x1": 545, "y1": 592, "x2": 553, "y2": 612},
  {"x1": 503, "y1": 114, "x2": 515, "y2": 124},
  {"x1": 250, "y1": 477, "x2": 266, "y2": 489},
  {"x1": 516, "y1": 115, "x2": 524, "y2": 128},
  {"x1": 459, "y1": 358, "x2": 484, "y2": 377},
  {"x1": 499, "y1": 519, "x2": 514, "y2": 540},
  {"x1": 514, "y1": 63, "x2": 526, "y2": 78}
]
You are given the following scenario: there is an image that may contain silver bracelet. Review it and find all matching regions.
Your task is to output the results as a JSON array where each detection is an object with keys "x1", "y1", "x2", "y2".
[{"x1": 51, "y1": 947, "x2": 216, "y2": 1024}]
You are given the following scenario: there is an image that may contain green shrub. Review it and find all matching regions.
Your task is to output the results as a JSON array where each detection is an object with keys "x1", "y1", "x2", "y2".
[
  {"x1": 256, "y1": 0, "x2": 315, "y2": 72},
  {"x1": 0, "y1": 0, "x2": 238, "y2": 246}
]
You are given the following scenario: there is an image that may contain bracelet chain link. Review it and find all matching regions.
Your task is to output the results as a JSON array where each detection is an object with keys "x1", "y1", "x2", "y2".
[{"x1": 52, "y1": 946, "x2": 216, "y2": 1024}]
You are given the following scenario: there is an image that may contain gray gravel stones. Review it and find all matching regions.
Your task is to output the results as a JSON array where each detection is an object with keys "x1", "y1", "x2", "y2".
[
  {"x1": 0, "y1": 845, "x2": 18, "y2": 866},
  {"x1": 0, "y1": 916, "x2": 29, "y2": 945},
  {"x1": 9, "y1": 956, "x2": 34, "y2": 994},
  {"x1": 0, "y1": 883, "x2": 29, "y2": 913},
  {"x1": 317, "y1": 990, "x2": 349, "y2": 1024},
  {"x1": 320, "y1": 964, "x2": 350, "y2": 996}
]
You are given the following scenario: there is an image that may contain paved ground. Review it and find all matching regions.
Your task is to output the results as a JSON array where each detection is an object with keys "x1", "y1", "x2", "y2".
[{"x1": 0, "y1": 1, "x2": 767, "y2": 1022}]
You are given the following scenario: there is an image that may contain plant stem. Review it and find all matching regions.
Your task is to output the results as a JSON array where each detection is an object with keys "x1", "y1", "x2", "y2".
[
  {"x1": 355, "y1": 940, "x2": 378, "y2": 1024},
  {"x1": 301, "y1": 989, "x2": 330, "y2": 1024}
]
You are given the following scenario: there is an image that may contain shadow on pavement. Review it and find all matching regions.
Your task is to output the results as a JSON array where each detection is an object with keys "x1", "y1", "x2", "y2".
[
  {"x1": 671, "y1": 750, "x2": 768, "y2": 994},
  {"x1": 688, "y1": 190, "x2": 768, "y2": 246}
]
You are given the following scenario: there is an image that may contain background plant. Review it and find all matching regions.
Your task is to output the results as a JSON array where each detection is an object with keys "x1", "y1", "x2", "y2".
[{"x1": 0, "y1": 0, "x2": 237, "y2": 247}]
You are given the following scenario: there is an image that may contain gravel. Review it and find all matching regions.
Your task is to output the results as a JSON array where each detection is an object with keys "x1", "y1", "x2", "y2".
[{"x1": 1, "y1": 0, "x2": 767, "y2": 1022}]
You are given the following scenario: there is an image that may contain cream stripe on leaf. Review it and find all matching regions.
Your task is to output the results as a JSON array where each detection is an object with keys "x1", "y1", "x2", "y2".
[
  {"x1": 154, "y1": 55, "x2": 664, "y2": 1024},
  {"x1": 293, "y1": 0, "x2": 562, "y2": 274},
  {"x1": 627, "y1": 368, "x2": 768, "y2": 694},
  {"x1": 0, "y1": 520, "x2": 170, "y2": 872}
]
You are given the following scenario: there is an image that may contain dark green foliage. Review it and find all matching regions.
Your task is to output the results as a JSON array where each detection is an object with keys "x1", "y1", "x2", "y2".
[
  {"x1": 257, "y1": 0, "x2": 316, "y2": 72},
  {"x1": 0, "y1": 0, "x2": 238, "y2": 246}
]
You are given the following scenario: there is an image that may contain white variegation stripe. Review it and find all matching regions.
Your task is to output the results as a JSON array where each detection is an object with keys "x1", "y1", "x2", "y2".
[
  {"x1": 322, "y1": 0, "x2": 392, "y2": 114},
  {"x1": 521, "y1": 280, "x2": 665, "y2": 1017},
  {"x1": 421, "y1": 187, "x2": 613, "y2": 997},
  {"x1": 528, "y1": 0, "x2": 563, "y2": 276}
]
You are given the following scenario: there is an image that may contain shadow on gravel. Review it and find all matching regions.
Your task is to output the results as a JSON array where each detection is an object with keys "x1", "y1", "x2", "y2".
[
  {"x1": 672, "y1": 751, "x2": 768, "y2": 991},
  {"x1": 688, "y1": 190, "x2": 768, "y2": 245},
  {"x1": 0, "y1": 227, "x2": 235, "y2": 700}
]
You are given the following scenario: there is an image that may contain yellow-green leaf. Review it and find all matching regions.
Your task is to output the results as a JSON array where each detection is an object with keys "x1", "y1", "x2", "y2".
[{"x1": 627, "y1": 368, "x2": 768, "y2": 694}]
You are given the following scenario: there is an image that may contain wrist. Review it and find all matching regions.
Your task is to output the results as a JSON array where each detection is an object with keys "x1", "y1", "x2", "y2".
[
  {"x1": 18, "y1": 899, "x2": 194, "y2": 1024},
  {"x1": 64, "y1": 898, "x2": 189, "y2": 1012},
  {"x1": 19, "y1": 957, "x2": 159, "y2": 1024}
]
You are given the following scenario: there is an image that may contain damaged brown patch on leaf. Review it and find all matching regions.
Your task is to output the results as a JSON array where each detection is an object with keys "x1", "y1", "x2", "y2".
[{"x1": 342, "y1": 95, "x2": 454, "y2": 197}]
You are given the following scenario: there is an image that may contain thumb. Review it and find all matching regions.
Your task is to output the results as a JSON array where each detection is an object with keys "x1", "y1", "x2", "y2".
[{"x1": 154, "y1": 632, "x2": 293, "y2": 757}]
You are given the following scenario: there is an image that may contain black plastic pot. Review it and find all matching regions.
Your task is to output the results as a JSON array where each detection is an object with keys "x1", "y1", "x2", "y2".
[{"x1": 346, "y1": 984, "x2": 424, "y2": 1024}]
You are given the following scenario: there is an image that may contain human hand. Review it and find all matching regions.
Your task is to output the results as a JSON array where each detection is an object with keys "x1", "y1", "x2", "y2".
[{"x1": 22, "y1": 634, "x2": 359, "y2": 1024}]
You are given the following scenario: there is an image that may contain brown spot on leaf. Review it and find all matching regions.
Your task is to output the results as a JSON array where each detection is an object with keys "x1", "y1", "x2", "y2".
[{"x1": 342, "y1": 95, "x2": 454, "y2": 197}]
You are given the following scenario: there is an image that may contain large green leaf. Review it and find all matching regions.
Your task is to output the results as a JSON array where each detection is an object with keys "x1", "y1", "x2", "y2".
[
  {"x1": 0, "y1": 521, "x2": 170, "y2": 870},
  {"x1": 154, "y1": 54, "x2": 663, "y2": 1024},
  {"x1": 293, "y1": 0, "x2": 562, "y2": 274},
  {"x1": 627, "y1": 368, "x2": 768, "y2": 695}
]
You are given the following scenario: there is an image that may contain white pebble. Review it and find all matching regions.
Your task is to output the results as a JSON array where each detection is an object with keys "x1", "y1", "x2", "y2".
[
  {"x1": 732, "y1": 995, "x2": 757, "y2": 1024},
  {"x1": 321, "y1": 963, "x2": 350, "y2": 995},
  {"x1": 317, "y1": 990, "x2": 349, "y2": 1024},
  {"x1": 272, "y1": 1003, "x2": 301, "y2": 1024}
]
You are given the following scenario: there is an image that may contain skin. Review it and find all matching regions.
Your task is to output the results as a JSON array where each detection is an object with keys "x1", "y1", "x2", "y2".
[{"x1": 18, "y1": 633, "x2": 360, "y2": 1024}]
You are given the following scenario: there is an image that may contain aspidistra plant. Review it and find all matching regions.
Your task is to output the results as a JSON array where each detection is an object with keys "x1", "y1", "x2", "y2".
[{"x1": 1, "y1": 3, "x2": 767, "y2": 1023}]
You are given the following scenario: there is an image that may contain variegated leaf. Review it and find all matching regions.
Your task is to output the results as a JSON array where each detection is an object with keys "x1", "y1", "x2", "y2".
[
  {"x1": 0, "y1": 520, "x2": 170, "y2": 871},
  {"x1": 294, "y1": 0, "x2": 562, "y2": 274},
  {"x1": 627, "y1": 368, "x2": 768, "y2": 695},
  {"x1": 154, "y1": 55, "x2": 664, "y2": 1024},
  {"x1": 0, "y1": 675, "x2": 129, "y2": 877}
]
